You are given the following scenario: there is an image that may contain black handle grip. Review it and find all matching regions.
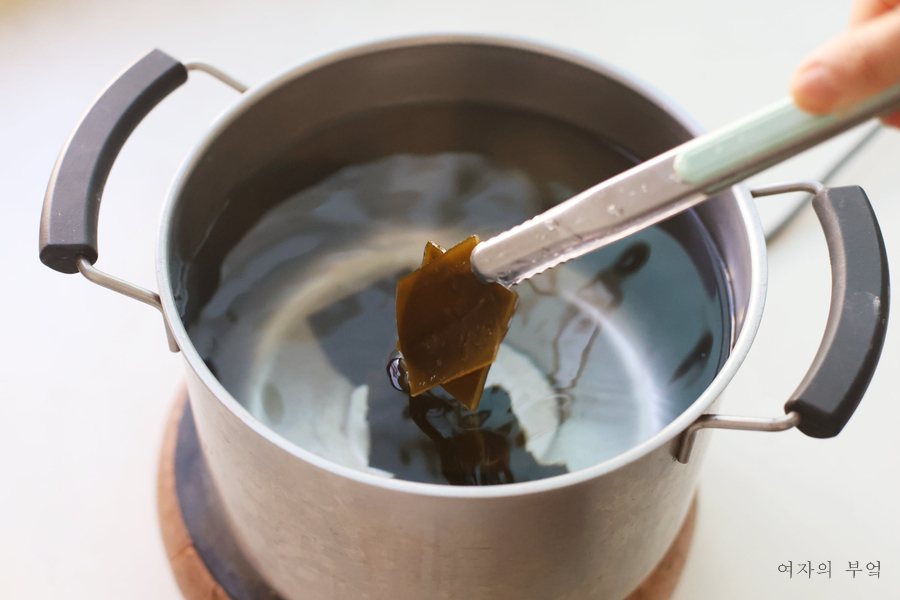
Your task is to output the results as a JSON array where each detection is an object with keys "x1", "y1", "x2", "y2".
[
  {"x1": 39, "y1": 49, "x2": 187, "y2": 274},
  {"x1": 786, "y1": 186, "x2": 890, "y2": 438}
]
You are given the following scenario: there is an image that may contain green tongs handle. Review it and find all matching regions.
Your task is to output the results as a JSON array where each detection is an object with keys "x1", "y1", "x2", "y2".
[{"x1": 674, "y1": 84, "x2": 900, "y2": 191}]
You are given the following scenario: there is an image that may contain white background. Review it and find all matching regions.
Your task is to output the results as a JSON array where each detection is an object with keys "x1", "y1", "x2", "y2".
[{"x1": 1, "y1": 0, "x2": 898, "y2": 598}]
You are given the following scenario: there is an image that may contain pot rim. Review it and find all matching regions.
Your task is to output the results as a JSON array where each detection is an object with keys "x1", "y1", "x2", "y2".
[{"x1": 157, "y1": 34, "x2": 768, "y2": 498}]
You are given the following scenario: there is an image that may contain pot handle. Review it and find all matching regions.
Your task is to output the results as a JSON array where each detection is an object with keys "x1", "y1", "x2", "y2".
[
  {"x1": 40, "y1": 50, "x2": 187, "y2": 274},
  {"x1": 677, "y1": 181, "x2": 889, "y2": 463},
  {"x1": 37, "y1": 49, "x2": 246, "y2": 350}
]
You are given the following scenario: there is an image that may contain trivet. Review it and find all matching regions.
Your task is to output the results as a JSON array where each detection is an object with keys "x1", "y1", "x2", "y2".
[{"x1": 158, "y1": 389, "x2": 697, "y2": 600}]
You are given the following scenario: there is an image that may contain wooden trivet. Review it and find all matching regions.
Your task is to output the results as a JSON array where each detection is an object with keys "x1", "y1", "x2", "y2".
[{"x1": 158, "y1": 389, "x2": 696, "y2": 600}]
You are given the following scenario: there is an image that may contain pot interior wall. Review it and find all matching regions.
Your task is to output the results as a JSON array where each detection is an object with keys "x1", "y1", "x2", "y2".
[{"x1": 164, "y1": 40, "x2": 754, "y2": 482}]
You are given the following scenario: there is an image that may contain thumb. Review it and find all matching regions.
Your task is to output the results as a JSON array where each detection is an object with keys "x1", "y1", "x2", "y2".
[{"x1": 792, "y1": 9, "x2": 900, "y2": 117}]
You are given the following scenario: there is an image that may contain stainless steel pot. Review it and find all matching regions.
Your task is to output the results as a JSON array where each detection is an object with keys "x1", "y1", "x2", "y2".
[{"x1": 39, "y1": 37, "x2": 889, "y2": 600}]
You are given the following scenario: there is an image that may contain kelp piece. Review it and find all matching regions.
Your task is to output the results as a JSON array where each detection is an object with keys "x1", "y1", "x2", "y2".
[{"x1": 396, "y1": 236, "x2": 518, "y2": 409}]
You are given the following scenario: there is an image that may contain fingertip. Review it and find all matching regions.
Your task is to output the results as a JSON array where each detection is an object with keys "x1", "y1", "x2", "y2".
[
  {"x1": 791, "y1": 62, "x2": 841, "y2": 113},
  {"x1": 880, "y1": 110, "x2": 900, "y2": 128}
]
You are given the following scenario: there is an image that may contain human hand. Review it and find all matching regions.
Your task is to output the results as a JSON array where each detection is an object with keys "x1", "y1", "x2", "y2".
[{"x1": 791, "y1": 0, "x2": 900, "y2": 127}]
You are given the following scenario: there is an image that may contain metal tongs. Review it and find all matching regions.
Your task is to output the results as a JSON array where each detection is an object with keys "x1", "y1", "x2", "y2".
[{"x1": 471, "y1": 84, "x2": 900, "y2": 287}]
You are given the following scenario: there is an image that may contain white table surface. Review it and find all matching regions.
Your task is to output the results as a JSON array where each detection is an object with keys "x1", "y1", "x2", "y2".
[{"x1": 2, "y1": 0, "x2": 898, "y2": 598}]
